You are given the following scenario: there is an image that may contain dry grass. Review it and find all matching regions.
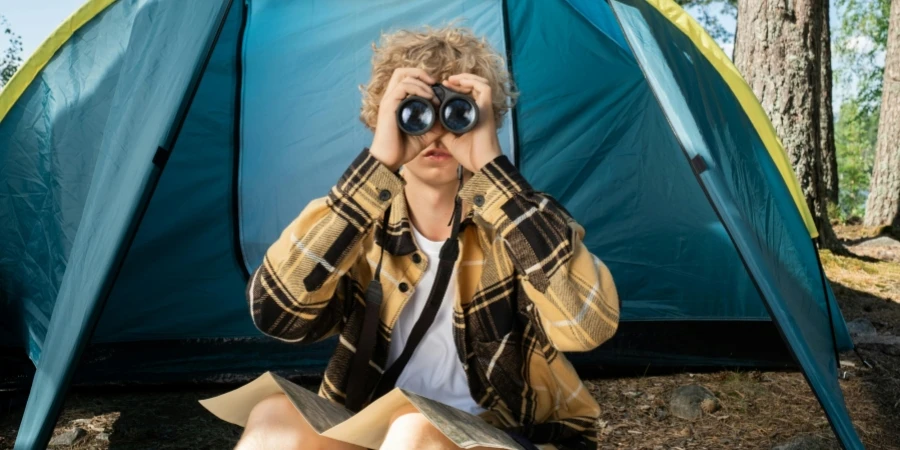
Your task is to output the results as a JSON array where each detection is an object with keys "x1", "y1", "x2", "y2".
[
  {"x1": 821, "y1": 250, "x2": 900, "y2": 304},
  {"x1": 1, "y1": 226, "x2": 899, "y2": 449}
]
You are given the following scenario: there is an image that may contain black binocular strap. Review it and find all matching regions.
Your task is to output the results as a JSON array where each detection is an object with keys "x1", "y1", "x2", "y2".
[
  {"x1": 371, "y1": 204, "x2": 460, "y2": 400},
  {"x1": 345, "y1": 206, "x2": 391, "y2": 411},
  {"x1": 344, "y1": 197, "x2": 463, "y2": 411}
]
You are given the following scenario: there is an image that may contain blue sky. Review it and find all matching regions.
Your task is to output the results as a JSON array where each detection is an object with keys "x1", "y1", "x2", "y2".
[{"x1": 1, "y1": 0, "x2": 86, "y2": 57}]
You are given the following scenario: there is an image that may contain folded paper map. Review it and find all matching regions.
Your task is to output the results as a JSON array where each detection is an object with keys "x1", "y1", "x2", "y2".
[{"x1": 199, "y1": 372, "x2": 525, "y2": 450}]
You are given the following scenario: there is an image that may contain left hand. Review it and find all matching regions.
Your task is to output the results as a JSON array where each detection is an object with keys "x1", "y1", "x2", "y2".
[{"x1": 441, "y1": 73, "x2": 503, "y2": 173}]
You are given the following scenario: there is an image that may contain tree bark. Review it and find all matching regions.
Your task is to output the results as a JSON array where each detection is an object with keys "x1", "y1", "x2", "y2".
[
  {"x1": 733, "y1": 0, "x2": 843, "y2": 250},
  {"x1": 863, "y1": 0, "x2": 900, "y2": 234},
  {"x1": 820, "y1": 0, "x2": 839, "y2": 206}
]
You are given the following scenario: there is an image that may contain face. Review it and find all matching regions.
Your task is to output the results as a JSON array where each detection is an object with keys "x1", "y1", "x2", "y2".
[{"x1": 402, "y1": 131, "x2": 465, "y2": 188}]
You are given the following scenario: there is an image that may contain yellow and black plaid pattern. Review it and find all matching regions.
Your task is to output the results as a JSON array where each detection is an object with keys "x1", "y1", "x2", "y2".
[{"x1": 247, "y1": 148, "x2": 620, "y2": 449}]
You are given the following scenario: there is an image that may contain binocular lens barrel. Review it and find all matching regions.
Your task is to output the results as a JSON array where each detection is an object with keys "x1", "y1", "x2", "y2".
[
  {"x1": 397, "y1": 85, "x2": 479, "y2": 136},
  {"x1": 398, "y1": 101, "x2": 434, "y2": 135},
  {"x1": 442, "y1": 99, "x2": 477, "y2": 132}
]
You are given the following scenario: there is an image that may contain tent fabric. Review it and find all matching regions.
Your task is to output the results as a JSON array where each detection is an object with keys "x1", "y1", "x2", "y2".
[
  {"x1": 603, "y1": 0, "x2": 851, "y2": 346},
  {"x1": 638, "y1": 0, "x2": 818, "y2": 238},
  {"x1": 93, "y1": 0, "x2": 251, "y2": 343},
  {"x1": 8, "y1": 1, "x2": 234, "y2": 448},
  {"x1": 606, "y1": 0, "x2": 858, "y2": 446},
  {"x1": 236, "y1": 0, "x2": 515, "y2": 274},
  {"x1": 0, "y1": 0, "x2": 118, "y2": 122},
  {"x1": 0, "y1": 0, "x2": 861, "y2": 448},
  {"x1": 509, "y1": 0, "x2": 770, "y2": 322},
  {"x1": 0, "y1": 0, "x2": 140, "y2": 358}
]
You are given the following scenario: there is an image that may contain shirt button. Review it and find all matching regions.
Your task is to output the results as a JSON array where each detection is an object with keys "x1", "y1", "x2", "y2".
[
  {"x1": 379, "y1": 189, "x2": 392, "y2": 201},
  {"x1": 473, "y1": 194, "x2": 485, "y2": 207},
  {"x1": 411, "y1": 253, "x2": 422, "y2": 264},
  {"x1": 398, "y1": 282, "x2": 409, "y2": 293}
]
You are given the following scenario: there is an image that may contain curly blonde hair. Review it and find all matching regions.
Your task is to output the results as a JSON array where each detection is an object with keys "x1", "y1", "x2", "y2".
[{"x1": 360, "y1": 25, "x2": 518, "y2": 130}]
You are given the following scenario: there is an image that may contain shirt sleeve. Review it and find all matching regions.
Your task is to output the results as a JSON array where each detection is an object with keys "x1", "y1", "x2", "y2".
[
  {"x1": 458, "y1": 155, "x2": 620, "y2": 352},
  {"x1": 246, "y1": 148, "x2": 404, "y2": 343}
]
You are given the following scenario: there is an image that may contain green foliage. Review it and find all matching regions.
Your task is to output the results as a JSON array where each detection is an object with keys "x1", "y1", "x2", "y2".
[
  {"x1": 1, "y1": 15, "x2": 23, "y2": 87},
  {"x1": 834, "y1": 100, "x2": 879, "y2": 221},
  {"x1": 832, "y1": 0, "x2": 888, "y2": 222},
  {"x1": 673, "y1": 0, "x2": 737, "y2": 44},
  {"x1": 834, "y1": 0, "x2": 890, "y2": 115}
]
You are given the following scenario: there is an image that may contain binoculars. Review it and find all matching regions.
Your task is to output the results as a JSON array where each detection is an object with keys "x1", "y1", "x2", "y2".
[{"x1": 396, "y1": 85, "x2": 479, "y2": 136}]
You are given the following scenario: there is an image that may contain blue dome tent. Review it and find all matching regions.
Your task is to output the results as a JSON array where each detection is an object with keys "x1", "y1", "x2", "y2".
[{"x1": 0, "y1": 0, "x2": 861, "y2": 448}]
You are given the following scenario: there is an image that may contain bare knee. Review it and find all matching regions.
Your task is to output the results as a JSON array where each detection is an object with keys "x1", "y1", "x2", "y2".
[
  {"x1": 381, "y1": 405, "x2": 451, "y2": 450},
  {"x1": 236, "y1": 394, "x2": 309, "y2": 450},
  {"x1": 237, "y1": 394, "x2": 361, "y2": 450},
  {"x1": 247, "y1": 394, "x2": 300, "y2": 425}
]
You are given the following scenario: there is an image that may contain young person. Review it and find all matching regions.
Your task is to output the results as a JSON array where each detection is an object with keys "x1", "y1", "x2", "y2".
[{"x1": 237, "y1": 26, "x2": 620, "y2": 450}]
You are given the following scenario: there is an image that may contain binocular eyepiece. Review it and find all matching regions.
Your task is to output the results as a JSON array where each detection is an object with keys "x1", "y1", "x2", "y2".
[{"x1": 396, "y1": 85, "x2": 479, "y2": 136}]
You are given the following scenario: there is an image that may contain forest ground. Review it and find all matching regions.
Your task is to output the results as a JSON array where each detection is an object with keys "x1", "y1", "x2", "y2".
[{"x1": 1, "y1": 225, "x2": 898, "y2": 450}]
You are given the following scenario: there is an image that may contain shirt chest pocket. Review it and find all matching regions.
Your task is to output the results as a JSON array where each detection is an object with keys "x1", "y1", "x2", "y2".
[{"x1": 466, "y1": 278, "x2": 521, "y2": 342}]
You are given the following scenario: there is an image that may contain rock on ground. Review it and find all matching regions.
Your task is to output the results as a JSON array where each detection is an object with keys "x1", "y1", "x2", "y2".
[
  {"x1": 846, "y1": 318, "x2": 877, "y2": 337},
  {"x1": 855, "y1": 236, "x2": 900, "y2": 248},
  {"x1": 772, "y1": 435, "x2": 838, "y2": 450},
  {"x1": 48, "y1": 427, "x2": 86, "y2": 447},
  {"x1": 669, "y1": 384, "x2": 720, "y2": 420}
]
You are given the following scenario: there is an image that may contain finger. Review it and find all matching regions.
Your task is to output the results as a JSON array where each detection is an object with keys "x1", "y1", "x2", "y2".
[
  {"x1": 449, "y1": 77, "x2": 491, "y2": 103},
  {"x1": 442, "y1": 78, "x2": 474, "y2": 95},
  {"x1": 402, "y1": 77, "x2": 439, "y2": 104},
  {"x1": 388, "y1": 77, "x2": 435, "y2": 102},
  {"x1": 386, "y1": 68, "x2": 434, "y2": 94},
  {"x1": 395, "y1": 80, "x2": 435, "y2": 102},
  {"x1": 390, "y1": 68, "x2": 436, "y2": 87},
  {"x1": 448, "y1": 73, "x2": 489, "y2": 84}
]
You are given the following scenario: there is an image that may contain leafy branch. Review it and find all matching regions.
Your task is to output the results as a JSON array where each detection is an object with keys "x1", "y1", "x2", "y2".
[
  {"x1": 1, "y1": 14, "x2": 23, "y2": 87},
  {"x1": 674, "y1": 0, "x2": 738, "y2": 44}
]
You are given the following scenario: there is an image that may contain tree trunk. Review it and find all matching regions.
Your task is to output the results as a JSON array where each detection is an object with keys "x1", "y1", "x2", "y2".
[
  {"x1": 820, "y1": 0, "x2": 838, "y2": 206},
  {"x1": 733, "y1": 0, "x2": 843, "y2": 250},
  {"x1": 863, "y1": 0, "x2": 900, "y2": 234}
]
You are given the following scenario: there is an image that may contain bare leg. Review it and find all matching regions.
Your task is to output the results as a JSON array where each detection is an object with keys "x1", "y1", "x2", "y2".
[
  {"x1": 379, "y1": 404, "x2": 506, "y2": 450},
  {"x1": 235, "y1": 393, "x2": 365, "y2": 450}
]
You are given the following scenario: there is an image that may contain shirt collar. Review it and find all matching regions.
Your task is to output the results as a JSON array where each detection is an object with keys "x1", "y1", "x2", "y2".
[{"x1": 375, "y1": 186, "x2": 475, "y2": 257}]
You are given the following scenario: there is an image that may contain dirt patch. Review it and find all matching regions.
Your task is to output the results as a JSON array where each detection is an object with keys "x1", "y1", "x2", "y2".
[
  {"x1": 0, "y1": 387, "x2": 244, "y2": 450},
  {"x1": 2, "y1": 226, "x2": 899, "y2": 449},
  {"x1": 590, "y1": 371, "x2": 846, "y2": 449}
]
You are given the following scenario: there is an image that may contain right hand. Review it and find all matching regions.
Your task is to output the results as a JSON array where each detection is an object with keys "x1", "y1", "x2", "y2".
[{"x1": 369, "y1": 68, "x2": 447, "y2": 171}]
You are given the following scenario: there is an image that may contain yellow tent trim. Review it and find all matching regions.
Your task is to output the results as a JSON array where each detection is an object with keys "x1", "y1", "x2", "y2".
[
  {"x1": 641, "y1": 0, "x2": 819, "y2": 238},
  {"x1": 0, "y1": 0, "x2": 119, "y2": 124}
]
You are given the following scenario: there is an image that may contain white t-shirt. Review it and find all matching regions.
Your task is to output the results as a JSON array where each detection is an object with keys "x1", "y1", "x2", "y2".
[{"x1": 385, "y1": 224, "x2": 486, "y2": 416}]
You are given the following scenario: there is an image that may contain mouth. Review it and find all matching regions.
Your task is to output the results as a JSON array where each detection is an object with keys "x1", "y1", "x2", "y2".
[{"x1": 422, "y1": 147, "x2": 452, "y2": 161}]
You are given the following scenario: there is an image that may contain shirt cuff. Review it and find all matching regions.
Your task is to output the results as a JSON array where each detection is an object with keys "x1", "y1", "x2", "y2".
[
  {"x1": 459, "y1": 154, "x2": 533, "y2": 224},
  {"x1": 327, "y1": 148, "x2": 405, "y2": 231}
]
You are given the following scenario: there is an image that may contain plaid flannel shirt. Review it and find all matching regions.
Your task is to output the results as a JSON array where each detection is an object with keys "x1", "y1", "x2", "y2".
[{"x1": 247, "y1": 148, "x2": 620, "y2": 448}]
